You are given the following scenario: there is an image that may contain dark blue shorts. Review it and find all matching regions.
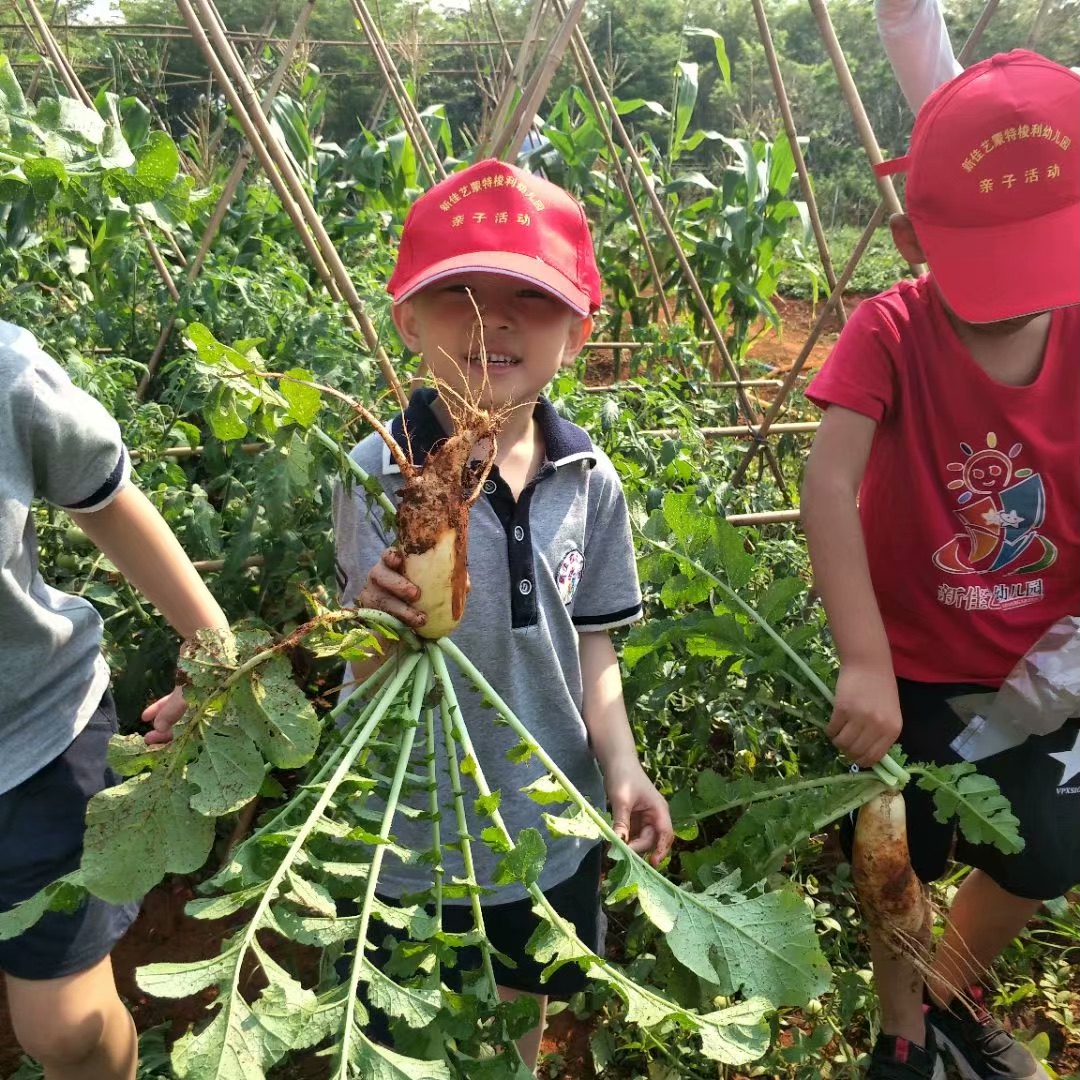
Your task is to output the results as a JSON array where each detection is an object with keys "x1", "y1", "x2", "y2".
[
  {"x1": 841, "y1": 678, "x2": 1080, "y2": 901},
  {"x1": 0, "y1": 691, "x2": 140, "y2": 980},
  {"x1": 344, "y1": 841, "x2": 603, "y2": 1043}
]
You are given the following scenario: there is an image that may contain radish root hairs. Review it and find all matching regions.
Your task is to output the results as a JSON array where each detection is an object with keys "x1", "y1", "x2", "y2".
[
  {"x1": 276, "y1": 312, "x2": 520, "y2": 638},
  {"x1": 383, "y1": 294, "x2": 519, "y2": 638}
]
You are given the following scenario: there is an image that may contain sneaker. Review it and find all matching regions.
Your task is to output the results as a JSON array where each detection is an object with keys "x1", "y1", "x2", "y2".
[
  {"x1": 868, "y1": 1028, "x2": 947, "y2": 1079},
  {"x1": 926, "y1": 986, "x2": 1051, "y2": 1079}
]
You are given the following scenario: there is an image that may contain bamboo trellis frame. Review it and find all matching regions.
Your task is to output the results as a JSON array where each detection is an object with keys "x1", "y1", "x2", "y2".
[
  {"x1": 138, "y1": 0, "x2": 317, "y2": 398},
  {"x1": 11, "y1": 0, "x2": 1013, "y2": 532},
  {"x1": 549, "y1": 0, "x2": 793, "y2": 499}
]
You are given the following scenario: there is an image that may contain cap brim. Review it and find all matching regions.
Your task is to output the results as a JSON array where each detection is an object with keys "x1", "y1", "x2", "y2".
[
  {"x1": 390, "y1": 252, "x2": 594, "y2": 315},
  {"x1": 916, "y1": 202, "x2": 1080, "y2": 323}
]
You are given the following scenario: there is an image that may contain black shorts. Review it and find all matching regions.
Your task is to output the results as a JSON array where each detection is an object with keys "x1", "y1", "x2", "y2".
[
  {"x1": 841, "y1": 678, "x2": 1080, "y2": 901},
  {"x1": 346, "y1": 841, "x2": 602, "y2": 1039},
  {"x1": 0, "y1": 691, "x2": 140, "y2": 980}
]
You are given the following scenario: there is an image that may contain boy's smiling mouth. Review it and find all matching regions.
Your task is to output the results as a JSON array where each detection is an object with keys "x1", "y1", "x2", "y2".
[{"x1": 467, "y1": 351, "x2": 520, "y2": 368}]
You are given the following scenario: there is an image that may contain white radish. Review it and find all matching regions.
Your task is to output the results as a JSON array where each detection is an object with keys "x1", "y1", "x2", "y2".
[{"x1": 852, "y1": 788, "x2": 932, "y2": 955}]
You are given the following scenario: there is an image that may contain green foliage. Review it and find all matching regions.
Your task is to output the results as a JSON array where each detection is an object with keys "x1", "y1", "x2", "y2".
[{"x1": 917, "y1": 762, "x2": 1025, "y2": 855}]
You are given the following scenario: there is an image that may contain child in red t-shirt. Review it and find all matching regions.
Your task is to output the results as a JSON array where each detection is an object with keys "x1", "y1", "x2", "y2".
[{"x1": 803, "y1": 52, "x2": 1079, "y2": 1080}]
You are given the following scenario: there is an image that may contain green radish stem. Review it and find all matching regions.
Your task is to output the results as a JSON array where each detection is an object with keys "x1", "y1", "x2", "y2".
[
  {"x1": 168, "y1": 651, "x2": 422, "y2": 1080},
  {"x1": 423, "y1": 701, "x2": 445, "y2": 988},
  {"x1": 434, "y1": 668, "x2": 531, "y2": 1070},
  {"x1": 338, "y1": 654, "x2": 429, "y2": 1076},
  {"x1": 434, "y1": 640, "x2": 635, "y2": 858},
  {"x1": 691, "y1": 771, "x2": 886, "y2": 819},
  {"x1": 430, "y1": 644, "x2": 768, "y2": 1060},
  {"x1": 221, "y1": 632, "x2": 411, "y2": 859},
  {"x1": 636, "y1": 533, "x2": 909, "y2": 788}
]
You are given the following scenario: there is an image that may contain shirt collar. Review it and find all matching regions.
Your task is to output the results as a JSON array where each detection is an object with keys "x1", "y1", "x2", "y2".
[{"x1": 383, "y1": 388, "x2": 596, "y2": 474}]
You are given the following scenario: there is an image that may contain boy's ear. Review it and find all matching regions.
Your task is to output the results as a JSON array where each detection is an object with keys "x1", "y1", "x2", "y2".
[
  {"x1": 391, "y1": 300, "x2": 423, "y2": 352},
  {"x1": 560, "y1": 314, "x2": 594, "y2": 367},
  {"x1": 889, "y1": 213, "x2": 926, "y2": 265}
]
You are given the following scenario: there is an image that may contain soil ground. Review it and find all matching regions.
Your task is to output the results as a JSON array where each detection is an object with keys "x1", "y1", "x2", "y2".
[{"x1": 2, "y1": 296, "x2": 1076, "y2": 1080}]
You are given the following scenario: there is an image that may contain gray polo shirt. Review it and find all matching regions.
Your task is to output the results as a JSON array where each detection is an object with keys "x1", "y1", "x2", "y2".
[
  {"x1": 333, "y1": 388, "x2": 642, "y2": 903},
  {"x1": 0, "y1": 321, "x2": 130, "y2": 794}
]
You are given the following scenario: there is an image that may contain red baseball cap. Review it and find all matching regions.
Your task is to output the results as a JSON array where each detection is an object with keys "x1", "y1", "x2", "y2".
[
  {"x1": 876, "y1": 50, "x2": 1079, "y2": 323},
  {"x1": 387, "y1": 158, "x2": 602, "y2": 315}
]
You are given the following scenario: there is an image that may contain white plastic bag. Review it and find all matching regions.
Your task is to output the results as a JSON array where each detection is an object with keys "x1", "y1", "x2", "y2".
[{"x1": 949, "y1": 616, "x2": 1080, "y2": 762}]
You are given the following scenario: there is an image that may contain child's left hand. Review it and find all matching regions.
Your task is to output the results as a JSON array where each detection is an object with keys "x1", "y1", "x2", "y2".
[
  {"x1": 141, "y1": 685, "x2": 188, "y2": 745},
  {"x1": 604, "y1": 760, "x2": 674, "y2": 868}
]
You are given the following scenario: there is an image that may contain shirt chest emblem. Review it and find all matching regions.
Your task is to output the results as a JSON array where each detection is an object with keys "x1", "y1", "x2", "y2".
[
  {"x1": 556, "y1": 548, "x2": 585, "y2": 606},
  {"x1": 934, "y1": 432, "x2": 1057, "y2": 581}
]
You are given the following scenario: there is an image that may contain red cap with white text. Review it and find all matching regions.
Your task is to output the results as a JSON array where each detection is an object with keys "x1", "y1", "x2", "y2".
[
  {"x1": 387, "y1": 159, "x2": 602, "y2": 315},
  {"x1": 876, "y1": 50, "x2": 1079, "y2": 323}
]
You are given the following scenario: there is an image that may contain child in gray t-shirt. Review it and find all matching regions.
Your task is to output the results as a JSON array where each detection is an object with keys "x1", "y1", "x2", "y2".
[
  {"x1": 332, "y1": 159, "x2": 673, "y2": 1070},
  {"x1": 0, "y1": 320, "x2": 229, "y2": 1080}
]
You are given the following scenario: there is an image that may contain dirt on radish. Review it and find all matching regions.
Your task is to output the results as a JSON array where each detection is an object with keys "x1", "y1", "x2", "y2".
[{"x1": 852, "y1": 787, "x2": 932, "y2": 955}]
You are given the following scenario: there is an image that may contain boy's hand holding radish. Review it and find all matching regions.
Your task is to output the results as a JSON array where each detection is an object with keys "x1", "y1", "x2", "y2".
[
  {"x1": 357, "y1": 548, "x2": 427, "y2": 632},
  {"x1": 827, "y1": 661, "x2": 904, "y2": 768}
]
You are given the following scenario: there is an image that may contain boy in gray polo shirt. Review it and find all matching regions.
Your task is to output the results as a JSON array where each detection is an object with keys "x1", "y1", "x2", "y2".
[
  {"x1": 0, "y1": 320, "x2": 229, "y2": 1080},
  {"x1": 333, "y1": 158, "x2": 673, "y2": 1069}
]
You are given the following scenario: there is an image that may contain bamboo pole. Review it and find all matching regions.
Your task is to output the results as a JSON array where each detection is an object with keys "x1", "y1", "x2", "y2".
[
  {"x1": 188, "y1": 507, "x2": 804, "y2": 577},
  {"x1": 481, "y1": 0, "x2": 514, "y2": 71},
  {"x1": 1025, "y1": 0, "x2": 1051, "y2": 49},
  {"x1": 552, "y1": 0, "x2": 790, "y2": 496},
  {"x1": 349, "y1": 0, "x2": 445, "y2": 185},
  {"x1": 642, "y1": 422, "x2": 819, "y2": 439},
  {"x1": 958, "y1": 0, "x2": 1001, "y2": 64},
  {"x1": 0, "y1": 21, "x2": 524, "y2": 47},
  {"x1": 729, "y1": 202, "x2": 887, "y2": 485},
  {"x1": 180, "y1": 0, "x2": 339, "y2": 296},
  {"x1": 726, "y1": 509, "x2": 801, "y2": 526},
  {"x1": 138, "y1": 0, "x2": 317, "y2": 399},
  {"x1": 563, "y1": 18, "x2": 674, "y2": 328},
  {"x1": 488, "y1": 0, "x2": 586, "y2": 162},
  {"x1": 483, "y1": 0, "x2": 547, "y2": 156},
  {"x1": 582, "y1": 378, "x2": 784, "y2": 393},
  {"x1": 9, "y1": 2, "x2": 49, "y2": 100},
  {"x1": 178, "y1": 0, "x2": 406, "y2": 410},
  {"x1": 506, "y1": 0, "x2": 587, "y2": 161},
  {"x1": 22, "y1": 0, "x2": 183, "y2": 312},
  {"x1": 21, "y1": 0, "x2": 84, "y2": 102},
  {"x1": 808, "y1": 0, "x2": 906, "y2": 221},
  {"x1": 751, "y1": 0, "x2": 845, "y2": 324}
]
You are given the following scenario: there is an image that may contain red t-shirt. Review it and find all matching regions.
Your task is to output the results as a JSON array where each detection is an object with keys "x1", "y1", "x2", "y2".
[{"x1": 807, "y1": 276, "x2": 1080, "y2": 686}]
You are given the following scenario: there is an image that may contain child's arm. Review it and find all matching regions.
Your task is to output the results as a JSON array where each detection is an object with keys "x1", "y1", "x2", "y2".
[
  {"x1": 69, "y1": 485, "x2": 229, "y2": 742},
  {"x1": 801, "y1": 405, "x2": 904, "y2": 767},
  {"x1": 579, "y1": 630, "x2": 673, "y2": 868},
  {"x1": 874, "y1": 0, "x2": 961, "y2": 113}
]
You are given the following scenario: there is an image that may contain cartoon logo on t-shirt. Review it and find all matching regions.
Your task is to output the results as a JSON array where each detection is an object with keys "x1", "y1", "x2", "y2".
[
  {"x1": 556, "y1": 548, "x2": 585, "y2": 605},
  {"x1": 933, "y1": 431, "x2": 1057, "y2": 577}
]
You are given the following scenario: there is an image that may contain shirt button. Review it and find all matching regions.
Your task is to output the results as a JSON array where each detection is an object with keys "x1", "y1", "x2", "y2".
[
  {"x1": 482, "y1": 479, "x2": 497, "y2": 494},
  {"x1": 514, "y1": 525, "x2": 525, "y2": 541},
  {"x1": 518, "y1": 579, "x2": 533, "y2": 596}
]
